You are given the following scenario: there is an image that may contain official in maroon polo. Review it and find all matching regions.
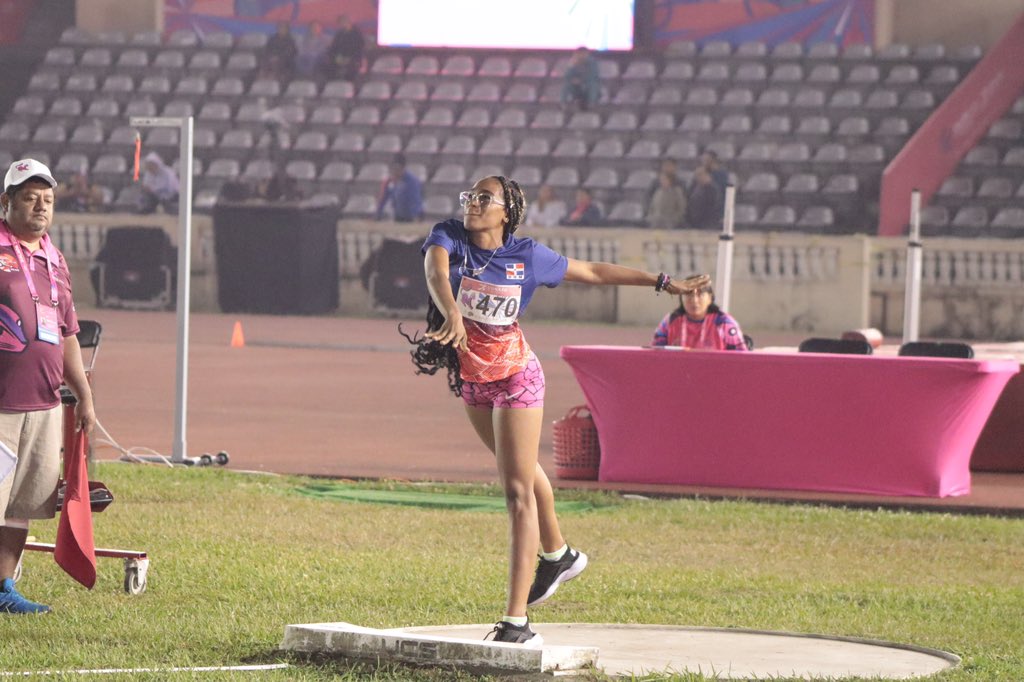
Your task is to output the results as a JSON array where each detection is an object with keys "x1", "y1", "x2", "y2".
[{"x1": 0, "y1": 159, "x2": 94, "y2": 614}]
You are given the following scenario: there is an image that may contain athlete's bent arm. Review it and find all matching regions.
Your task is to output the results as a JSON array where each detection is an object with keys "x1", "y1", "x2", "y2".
[{"x1": 423, "y1": 244, "x2": 468, "y2": 351}]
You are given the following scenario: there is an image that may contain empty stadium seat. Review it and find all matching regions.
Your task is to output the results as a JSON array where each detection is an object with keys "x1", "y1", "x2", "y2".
[
  {"x1": 607, "y1": 201, "x2": 646, "y2": 227},
  {"x1": 405, "y1": 55, "x2": 440, "y2": 78},
  {"x1": 342, "y1": 193, "x2": 379, "y2": 219},
  {"x1": 513, "y1": 57, "x2": 548, "y2": 80},
  {"x1": 440, "y1": 135, "x2": 477, "y2": 166},
  {"x1": 357, "y1": 80, "x2": 391, "y2": 101},
  {"x1": 317, "y1": 161, "x2": 355, "y2": 194},
  {"x1": 509, "y1": 165, "x2": 542, "y2": 187},
  {"x1": 990, "y1": 208, "x2": 1024, "y2": 237},
  {"x1": 583, "y1": 167, "x2": 620, "y2": 191},
  {"x1": 589, "y1": 138, "x2": 626, "y2": 161},
  {"x1": 381, "y1": 105, "x2": 419, "y2": 132},
  {"x1": 429, "y1": 163, "x2": 468, "y2": 197},
  {"x1": 551, "y1": 139, "x2": 588, "y2": 164},
  {"x1": 950, "y1": 206, "x2": 990, "y2": 236},
  {"x1": 545, "y1": 165, "x2": 581, "y2": 190},
  {"x1": 393, "y1": 81, "x2": 428, "y2": 102},
  {"x1": 365, "y1": 133, "x2": 403, "y2": 163},
  {"x1": 919, "y1": 205, "x2": 951, "y2": 236},
  {"x1": 478, "y1": 56, "x2": 512, "y2": 78},
  {"x1": 440, "y1": 55, "x2": 475, "y2": 77},
  {"x1": 422, "y1": 195, "x2": 456, "y2": 220},
  {"x1": 418, "y1": 106, "x2": 456, "y2": 135},
  {"x1": 796, "y1": 206, "x2": 836, "y2": 233},
  {"x1": 403, "y1": 134, "x2": 441, "y2": 165},
  {"x1": 476, "y1": 136, "x2": 514, "y2": 167},
  {"x1": 759, "y1": 205, "x2": 797, "y2": 231}
]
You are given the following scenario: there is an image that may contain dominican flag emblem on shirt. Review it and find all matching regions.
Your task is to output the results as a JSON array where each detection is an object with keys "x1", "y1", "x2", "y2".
[{"x1": 506, "y1": 263, "x2": 525, "y2": 280}]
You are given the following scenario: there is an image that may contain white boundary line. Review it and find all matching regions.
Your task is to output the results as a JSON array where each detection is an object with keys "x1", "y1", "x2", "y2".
[{"x1": 0, "y1": 664, "x2": 289, "y2": 677}]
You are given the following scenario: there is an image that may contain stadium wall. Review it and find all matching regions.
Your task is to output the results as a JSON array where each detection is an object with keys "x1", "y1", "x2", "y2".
[
  {"x1": 47, "y1": 215, "x2": 1024, "y2": 341},
  {"x1": 76, "y1": 0, "x2": 161, "y2": 34},
  {"x1": 880, "y1": 0, "x2": 1024, "y2": 48}
]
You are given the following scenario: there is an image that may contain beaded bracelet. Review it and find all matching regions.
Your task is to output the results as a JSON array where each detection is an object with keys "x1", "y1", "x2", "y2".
[{"x1": 655, "y1": 272, "x2": 671, "y2": 293}]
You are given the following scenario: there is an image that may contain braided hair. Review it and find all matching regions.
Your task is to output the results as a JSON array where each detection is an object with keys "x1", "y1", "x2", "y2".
[{"x1": 398, "y1": 176, "x2": 528, "y2": 397}]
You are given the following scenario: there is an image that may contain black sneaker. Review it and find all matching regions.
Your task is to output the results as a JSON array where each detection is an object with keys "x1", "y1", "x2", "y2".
[
  {"x1": 485, "y1": 620, "x2": 543, "y2": 647},
  {"x1": 527, "y1": 546, "x2": 588, "y2": 606}
]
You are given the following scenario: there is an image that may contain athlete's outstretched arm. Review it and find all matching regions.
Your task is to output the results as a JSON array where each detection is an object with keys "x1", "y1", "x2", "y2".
[
  {"x1": 423, "y1": 244, "x2": 468, "y2": 351},
  {"x1": 564, "y1": 258, "x2": 683, "y2": 295}
]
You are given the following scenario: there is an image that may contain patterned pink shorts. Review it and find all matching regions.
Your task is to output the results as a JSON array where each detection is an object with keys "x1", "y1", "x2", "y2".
[{"x1": 462, "y1": 353, "x2": 545, "y2": 409}]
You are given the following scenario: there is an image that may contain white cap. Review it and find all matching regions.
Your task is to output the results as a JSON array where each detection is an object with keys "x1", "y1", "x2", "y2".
[{"x1": 4, "y1": 159, "x2": 57, "y2": 192}]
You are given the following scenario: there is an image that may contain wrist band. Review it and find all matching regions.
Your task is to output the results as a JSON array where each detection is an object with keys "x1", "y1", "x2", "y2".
[{"x1": 655, "y1": 273, "x2": 671, "y2": 293}]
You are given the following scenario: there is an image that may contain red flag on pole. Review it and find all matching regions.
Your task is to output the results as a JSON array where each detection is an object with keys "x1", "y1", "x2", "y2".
[
  {"x1": 54, "y1": 429, "x2": 96, "y2": 589},
  {"x1": 133, "y1": 132, "x2": 141, "y2": 181}
]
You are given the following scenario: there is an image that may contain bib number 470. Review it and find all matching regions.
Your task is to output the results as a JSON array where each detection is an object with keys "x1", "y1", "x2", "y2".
[{"x1": 476, "y1": 294, "x2": 518, "y2": 319}]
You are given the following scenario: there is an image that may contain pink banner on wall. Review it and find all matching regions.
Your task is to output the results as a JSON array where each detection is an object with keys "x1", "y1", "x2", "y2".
[{"x1": 877, "y1": 11, "x2": 1024, "y2": 236}]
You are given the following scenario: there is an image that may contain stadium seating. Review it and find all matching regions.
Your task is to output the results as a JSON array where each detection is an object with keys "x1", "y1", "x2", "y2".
[{"x1": 4, "y1": 27, "x2": 1010, "y2": 230}]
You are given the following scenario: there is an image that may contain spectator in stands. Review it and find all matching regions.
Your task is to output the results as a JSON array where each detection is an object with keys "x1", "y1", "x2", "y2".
[
  {"x1": 377, "y1": 154, "x2": 423, "y2": 222},
  {"x1": 55, "y1": 169, "x2": 109, "y2": 213},
  {"x1": 561, "y1": 187, "x2": 602, "y2": 227},
  {"x1": 652, "y1": 274, "x2": 748, "y2": 350},
  {"x1": 323, "y1": 14, "x2": 365, "y2": 82},
  {"x1": 260, "y1": 21, "x2": 298, "y2": 79},
  {"x1": 646, "y1": 171, "x2": 688, "y2": 230},
  {"x1": 561, "y1": 47, "x2": 600, "y2": 111},
  {"x1": 297, "y1": 21, "x2": 332, "y2": 77},
  {"x1": 686, "y1": 168, "x2": 721, "y2": 231},
  {"x1": 524, "y1": 185, "x2": 565, "y2": 228},
  {"x1": 697, "y1": 150, "x2": 730, "y2": 219},
  {"x1": 137, "y1": 152, "x2": 179, "y2": 215},
  {"x1": 258, "y1": 170, "x2": 302, "y2": 202},
  {"x1": 647, "y1": 158, "x2": 684, "y2": 204}
]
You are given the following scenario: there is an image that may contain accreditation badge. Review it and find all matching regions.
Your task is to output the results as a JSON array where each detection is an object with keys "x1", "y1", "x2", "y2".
[{"x1": 36, "y1": 301, "x2": 60, "y2": 345}]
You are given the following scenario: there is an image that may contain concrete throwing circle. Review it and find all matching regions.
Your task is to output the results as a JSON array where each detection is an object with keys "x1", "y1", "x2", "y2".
[{"x1": 398, "y1": 623, "x2": 959, "y2": 680}]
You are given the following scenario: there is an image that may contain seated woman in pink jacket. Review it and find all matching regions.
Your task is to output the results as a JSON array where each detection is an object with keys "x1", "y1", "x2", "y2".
[{"x1": 651, "y1": 274, "x2": 749, "y2": 350}]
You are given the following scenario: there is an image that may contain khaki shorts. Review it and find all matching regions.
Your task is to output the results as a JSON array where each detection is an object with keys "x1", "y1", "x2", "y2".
[{"x1": 0, "y1": 405, "x2": 62, "y2": 522}]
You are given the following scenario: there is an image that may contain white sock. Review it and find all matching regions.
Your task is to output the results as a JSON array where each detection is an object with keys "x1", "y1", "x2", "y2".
[
  {"x1": 503, "y1": 615, "x2": 528, "y2": 626},
  {"x1": 541, "y1": 544, "x2": 568, "y2": 561}
]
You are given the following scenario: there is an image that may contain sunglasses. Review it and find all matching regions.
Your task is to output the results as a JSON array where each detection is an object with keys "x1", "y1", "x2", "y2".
[{"x1": 459, "y1": 190, "x2": 506, "y2": 209}]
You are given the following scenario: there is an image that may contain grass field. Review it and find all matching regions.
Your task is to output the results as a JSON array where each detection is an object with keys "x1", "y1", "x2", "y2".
[{"x1": 0, "y1": 463, "x2": 1021, "y2": 681}]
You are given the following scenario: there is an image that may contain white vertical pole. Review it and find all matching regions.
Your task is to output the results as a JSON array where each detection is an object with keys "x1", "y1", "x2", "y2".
[
  {"x1": 172, "y1": 116, "x2": 194, "y2": 464},
  {"x1": 715, "y1": 184, "x2": 736, "y2": 312},
  {"x1": 902, "y1": 189, "x2": 923, "y2": 344},
  {"x1": 129, "y1": 116, "x2": 195, "y2": 465}
]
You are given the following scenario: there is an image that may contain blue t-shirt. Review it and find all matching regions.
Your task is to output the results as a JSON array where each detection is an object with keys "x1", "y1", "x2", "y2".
[{"x1": 422, "y1": 219, "x2": 568, "y2": 317}]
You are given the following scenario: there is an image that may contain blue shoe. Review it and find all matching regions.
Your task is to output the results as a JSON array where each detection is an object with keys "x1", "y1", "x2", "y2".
[{"x1": 0, "y1": 578, "x2": 50, "y2": 614}]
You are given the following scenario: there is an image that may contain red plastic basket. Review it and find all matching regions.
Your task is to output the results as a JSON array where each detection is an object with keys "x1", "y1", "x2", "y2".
[{"x1": 551, "y1": 405, "x2": 600, "y2": 480}]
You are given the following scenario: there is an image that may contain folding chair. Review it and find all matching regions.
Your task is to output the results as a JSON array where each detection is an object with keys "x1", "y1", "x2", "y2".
[
  {"x1": 797, "y1": 337, "x2": 873, "y2": 355},
  {"x1": 898, "y1": 341, "x2": 974, "y2": 359}
]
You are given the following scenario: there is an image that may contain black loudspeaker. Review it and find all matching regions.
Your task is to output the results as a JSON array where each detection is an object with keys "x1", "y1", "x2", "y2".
[
  {"x1": 90, "y1": 226, "x2": 176, "y2": 310},
  {"x1": 364, "y1": 238, "x2": 428, "y2": 311},
  {"x1": 213, "y1": 201, "x2": 339, "y2": 315}
]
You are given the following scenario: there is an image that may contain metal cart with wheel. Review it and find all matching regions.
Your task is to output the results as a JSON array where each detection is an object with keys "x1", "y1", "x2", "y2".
[{"x1": 16, "y1": 320, "x2": 151, "y2": 595}]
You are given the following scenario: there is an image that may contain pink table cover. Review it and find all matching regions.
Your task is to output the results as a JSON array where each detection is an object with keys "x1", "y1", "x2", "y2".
[{"x1": 560, "y1": 346, "x2": 1019, "y2": 497}]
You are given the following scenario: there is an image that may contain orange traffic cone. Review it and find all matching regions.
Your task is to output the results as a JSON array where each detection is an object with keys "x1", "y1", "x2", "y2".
[{"x1": 230, "y1": 321, "x2": 245, "y2": 348}]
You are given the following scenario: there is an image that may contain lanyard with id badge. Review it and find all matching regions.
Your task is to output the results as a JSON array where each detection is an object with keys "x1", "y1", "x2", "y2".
[{"x1": 6, "y1": 231, "x2": 61, "y2": 345}]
